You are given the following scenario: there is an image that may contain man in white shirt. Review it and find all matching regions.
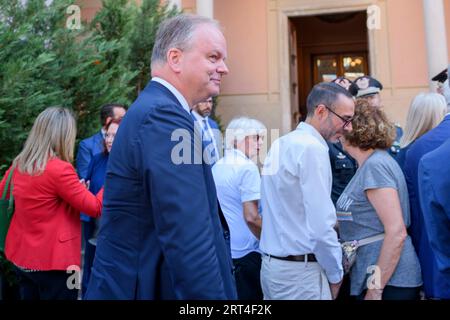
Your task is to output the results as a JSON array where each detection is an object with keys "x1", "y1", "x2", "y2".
[
  {"x1": 192, "y1": 97, "x2": 221, "y2": 164},
  {"x1": 260, "y1": 82, "x2": 355, "y2": 300}
]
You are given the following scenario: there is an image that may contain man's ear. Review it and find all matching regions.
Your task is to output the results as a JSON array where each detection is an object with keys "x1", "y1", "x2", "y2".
[
  {"x1": 166, "y1": 48, "x2": 183, "y2": 73},
  {"x1": 315, "y1": 104, "x2": 327, "y2": 119},
  {"x1": 104, "y1": 116, "x2": 113, "y2": 129}
]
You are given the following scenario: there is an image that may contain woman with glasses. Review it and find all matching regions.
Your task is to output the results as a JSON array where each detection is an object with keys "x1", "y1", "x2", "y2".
[{"x1": 336, "y1": 100, "x2": 422, "y2": 300}]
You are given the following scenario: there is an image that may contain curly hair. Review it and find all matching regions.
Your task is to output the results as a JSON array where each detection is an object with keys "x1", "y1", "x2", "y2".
[{"x1": 344, "y1": 100, "x2": 396, "y2": 150}]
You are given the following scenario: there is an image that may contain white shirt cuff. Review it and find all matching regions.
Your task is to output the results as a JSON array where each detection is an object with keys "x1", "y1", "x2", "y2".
[{"x1": 326, "y1": 269, "x2": 344, "y2": 284}]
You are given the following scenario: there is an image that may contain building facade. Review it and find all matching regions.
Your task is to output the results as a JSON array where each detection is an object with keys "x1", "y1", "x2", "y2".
[{"x1": 79, "y1": 0, "x2": 450, "y2": 136}]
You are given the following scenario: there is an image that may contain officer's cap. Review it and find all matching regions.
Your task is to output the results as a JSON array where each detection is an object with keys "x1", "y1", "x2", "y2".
[
  {"x1": 431, "y1": 68, "x2": 448, "y2": 83},
  {"x1": 331, "y1": 77, "x2": 358, "y2": 97},
  {"x1": 353, "y1": 76, "x2": 383, "y2": 98}
]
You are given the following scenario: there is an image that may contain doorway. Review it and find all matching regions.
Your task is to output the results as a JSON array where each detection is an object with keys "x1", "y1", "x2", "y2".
[{"x1": 289, "y1": 11, "x2": 369, "y2": 122}]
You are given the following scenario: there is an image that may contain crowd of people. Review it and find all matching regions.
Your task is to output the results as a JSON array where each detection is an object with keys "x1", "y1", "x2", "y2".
[{"x1": 1, "y1": 13, "x2": 449, "y2": 300}]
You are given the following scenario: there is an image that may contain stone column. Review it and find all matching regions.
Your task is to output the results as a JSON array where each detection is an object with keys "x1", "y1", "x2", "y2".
[
  {"x1": 423, "y1": 0, "x2": 448, "y2": 89},
  {"x1": 196, "y1": 0, "x2": 213, "y2": 18}
]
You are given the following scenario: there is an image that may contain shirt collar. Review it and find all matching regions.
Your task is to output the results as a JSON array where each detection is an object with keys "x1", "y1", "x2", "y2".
[
  {"x1": 151, "y1": 77, "x2": 191, "y2": 114},
  {"x1": 296, "y1": 122, "x2": 329, "y2": 150},
  {"x1": 191, "y1": 110, "x2": 208, "y2": 122},
  {"x1": 226, "y1": 148, "x2": 250, "y2": 161}
]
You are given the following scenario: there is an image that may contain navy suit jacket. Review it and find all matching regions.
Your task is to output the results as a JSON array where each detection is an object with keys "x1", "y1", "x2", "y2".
[
  {"x1": 85, "y1": 152, "x2": 109, "y2": 195},
  {"x1": 76, "y1": 131, "x2": 104, "y2": 179},
  {"x1": 77, "y1": 131, "x2": 104, "y2": 222},
  {"x1": 403, "y1": 114, "x2": 450, "y2": 298},
  {"x1": 86, "y1": 80, "x2": 237, "y2": 300},
  {"x1": 395, "y1": 144, "x2": 411, "y2": 171},
  {"x1": 418, "y1": 139, "x2": 450, "y2": 298}
]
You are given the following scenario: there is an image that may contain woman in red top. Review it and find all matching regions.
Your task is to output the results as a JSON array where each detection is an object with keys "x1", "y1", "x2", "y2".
[{"x1": 0, "y1": 107, "x2": 103, "y2": 300}]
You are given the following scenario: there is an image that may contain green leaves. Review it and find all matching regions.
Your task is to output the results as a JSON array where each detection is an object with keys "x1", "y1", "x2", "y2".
[{"x1": 0, "y1": 0, "x2": 179, "y2": 174}]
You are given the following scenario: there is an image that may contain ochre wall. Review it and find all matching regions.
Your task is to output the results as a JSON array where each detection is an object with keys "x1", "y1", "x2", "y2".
[
  {"x1": 446, "y1": 0, "x2": 450, "y2": 57},
  {"x1": 181, "y1": 0, "x2": 196, "y2": 13},
  {"x1": 214, "y1": 0, "x2": 436, "y2": 132},
  {"x1": 76, "y1": 0, "x2": 450, "y2": 132},
  {"x1": 76, "y1": 0, "x2": 102, "y2": 22},
  {"x1": 387, "y1": 0, "x2": 428, "y2": 88},
  {"x1": 215, "y1": 0, "x2": 269, "y2": 95}
]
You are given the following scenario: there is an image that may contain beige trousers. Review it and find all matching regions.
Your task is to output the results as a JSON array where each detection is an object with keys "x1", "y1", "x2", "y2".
[{"x1": 260, "y1": 254, "x2": 332, "y2": 300}]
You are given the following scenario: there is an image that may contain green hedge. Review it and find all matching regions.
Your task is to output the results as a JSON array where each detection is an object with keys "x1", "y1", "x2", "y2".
[{"x1": 0, "y1": 0, "x2": 179, "y2": 175}]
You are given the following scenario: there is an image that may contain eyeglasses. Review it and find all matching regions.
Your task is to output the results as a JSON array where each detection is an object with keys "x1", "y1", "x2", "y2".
[{"x1": 325, "y1": 106, "x2": 353, "y2": 128}]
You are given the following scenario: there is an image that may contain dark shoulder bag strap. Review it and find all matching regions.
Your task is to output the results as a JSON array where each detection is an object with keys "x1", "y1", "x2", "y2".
[{"x1": 1, "y1": 168, "x2": 14, "y2": 201}]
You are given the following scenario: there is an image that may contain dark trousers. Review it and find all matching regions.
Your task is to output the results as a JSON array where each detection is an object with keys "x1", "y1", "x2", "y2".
[
  {"x1": 15, "y1": 268, "x2": 78, "y2": 300},
  {"x1": 232, "y1": 251, "x2": 263, "y2": 300},
  {"x1": 357, "y1": 285, "x2": 421, "y2": 300},
  {"x1": 81, "y1": 220, "x2": 97, "y2": 298},
  {"x1": 336, "y1": 273, "x2": 353, "y2": 300}
]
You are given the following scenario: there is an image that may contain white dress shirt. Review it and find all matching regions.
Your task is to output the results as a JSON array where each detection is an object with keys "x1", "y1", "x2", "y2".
[
  {"x1": 260, "y1": 122, "x2": 343, "y2": 284},
  {"x1": 212, "y1": 149, "x2": 261, "y2": 259}
]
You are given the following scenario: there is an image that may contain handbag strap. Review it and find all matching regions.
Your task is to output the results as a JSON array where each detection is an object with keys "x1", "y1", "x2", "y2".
[
  {"x1": 341, "y1": 233, "x2": 384, "y2": 248},
  {"x1": 358, "y1": 233, "x2": 384, "y2": 246},
  {"x1": 1, "y1": 168, "x2": 14, "y2": 200}
]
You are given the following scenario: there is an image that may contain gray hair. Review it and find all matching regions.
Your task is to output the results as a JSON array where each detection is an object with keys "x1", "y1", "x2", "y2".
[
  {"x1": 306, "y1": 82, "x2": 354, "y2": 117},
  {"x1": 225, "y1": 117, "x2": 267, "y2": 149},
  {"x1": 151, "y1": 14, "x2": 220, "y2": 68}
]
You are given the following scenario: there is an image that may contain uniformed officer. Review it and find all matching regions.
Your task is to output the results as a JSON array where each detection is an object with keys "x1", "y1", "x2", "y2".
[
  {"x1": 432, "y1": 67, "x2": 448, "y2": 95},
  {"x1": 327, "y1": 77, "x2": 358, "y2": 301},
  {"x1": 353, "y1": 75, "x2": 403, "y2": 157},
  {"x1": 328, "y1": 77, "x2": 358, "y2": 205}
]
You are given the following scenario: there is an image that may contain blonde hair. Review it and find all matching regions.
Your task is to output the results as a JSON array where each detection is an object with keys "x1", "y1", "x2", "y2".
[
  {"x1": 13, "y1": 107, "x2": 77, "y2": 175},
  {"x1": 400, "y1": 93, "x2": 447, "y2": 148}
]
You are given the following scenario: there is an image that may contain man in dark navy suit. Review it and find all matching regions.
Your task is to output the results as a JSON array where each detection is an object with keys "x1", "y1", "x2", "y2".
[
  {"x1": 86, "y1": 14, "x2": 237, "y2": 300},
  {"x1": 76, "y1": 102, "x2": 126, "y2": 298},
  {"x1": 403, "y1": 86, "x2": 450, "y2": 299},
  {"x1": 76, "y1": 103, "x2": 126, "y2": 179},
  {"x1": 191, "y1": 97, "x2": 221, "y2": 164},
  {"x1": 418, "y1": 138, "x2": 450, "y2": 299}
]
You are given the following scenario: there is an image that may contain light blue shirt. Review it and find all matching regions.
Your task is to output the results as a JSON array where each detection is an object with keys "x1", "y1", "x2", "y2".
[
  {"x1": 191, "y1": 110, "x2": 220, "y2": 163},
  {"x1": 212, "y1": 149, "x2": 261, "y2": 259}
]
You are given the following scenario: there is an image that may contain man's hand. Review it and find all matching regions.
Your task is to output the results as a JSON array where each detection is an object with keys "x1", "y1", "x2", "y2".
[
  {"x1": 80, "y1": 179, "x2": 90, "y2": 189},
  {"x1": 329, "y1": 280, "x2": 343, "y2": 300}
]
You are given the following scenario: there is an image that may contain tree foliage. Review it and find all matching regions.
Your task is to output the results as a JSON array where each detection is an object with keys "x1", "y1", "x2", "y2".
[{"x1": 0, "y1": 0, "x2": 180, "y2": 174}]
